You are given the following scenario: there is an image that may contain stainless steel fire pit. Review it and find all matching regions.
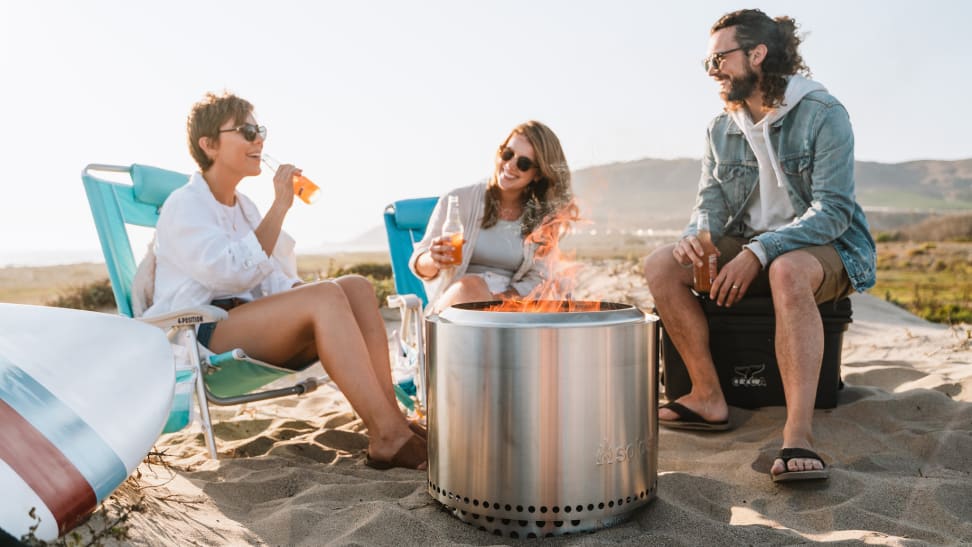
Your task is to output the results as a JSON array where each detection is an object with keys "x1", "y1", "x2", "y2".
[{"x1": 425, "y1": 301, "x2": 658, "y2": 538}]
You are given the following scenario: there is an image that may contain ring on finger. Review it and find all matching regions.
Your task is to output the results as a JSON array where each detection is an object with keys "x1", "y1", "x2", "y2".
[{"x1": 731, "y1": 284, "x2": 740, "y2": 289}]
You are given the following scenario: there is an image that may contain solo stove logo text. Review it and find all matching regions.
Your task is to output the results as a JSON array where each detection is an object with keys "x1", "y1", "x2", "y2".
[{"x1": 595, "y1": 438, "x2": 649, "y2": 465}]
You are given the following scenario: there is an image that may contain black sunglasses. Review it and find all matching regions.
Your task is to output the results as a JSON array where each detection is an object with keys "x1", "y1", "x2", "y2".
[
  {"x1": 500, "y1": 147, "x2": 537, "y2": 172},
  {"x1": 702, "y1": 46, "x2": 745, "y2": 72},
  {"x1": 219, "y1": 123, "x2": 267, "y2": 142}
]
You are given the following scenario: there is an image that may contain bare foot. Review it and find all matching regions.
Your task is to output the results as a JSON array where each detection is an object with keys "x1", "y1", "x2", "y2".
[
  {"x1": 367, "y1": 429, "x2": 428, "y2": 470},
  {"x1": 771, "y1": 444, "x2": 825, "y2": 476}
]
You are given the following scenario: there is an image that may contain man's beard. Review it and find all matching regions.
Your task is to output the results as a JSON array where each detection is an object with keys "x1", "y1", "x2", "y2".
[{"x1": 720, "y1": 66, "x2": 759, "y2": 103}]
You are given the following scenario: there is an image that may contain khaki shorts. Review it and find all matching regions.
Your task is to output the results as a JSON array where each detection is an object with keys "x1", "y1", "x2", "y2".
[{"x1": 716, "y1": 237, "x2": 853, "y2": 304}]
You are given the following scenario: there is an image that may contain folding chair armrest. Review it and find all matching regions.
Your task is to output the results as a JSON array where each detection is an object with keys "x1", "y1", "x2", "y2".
[
  {"x1": 386, "y1": 293, "x2": 427, "y2": 414},
  {"x1": 137, "y1": 305, "x2": 228, "y2": 330},
  {"x1": 386, "y1": 293, "x2": 423, "y2": 312}
]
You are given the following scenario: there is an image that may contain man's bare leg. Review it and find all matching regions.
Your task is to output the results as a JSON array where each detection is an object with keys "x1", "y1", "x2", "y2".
[
  {"x1": 768, "y1": 251, "x2": 826, "y2": 476},
  {"x1": 644, "y1": 244, "x2": 728, "y2": 423}
]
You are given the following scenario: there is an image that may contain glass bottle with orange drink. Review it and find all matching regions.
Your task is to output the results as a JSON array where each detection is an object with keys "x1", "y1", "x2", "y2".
[
  {"x1": 693, "y1": 210, "x2": 719, "y2": 294},
  {"x1": 262, "y1": 154, "x2": 321, "y2": 204},
  {"x1": 441, "y1": 195, "x2": 464, "y2": 266}
]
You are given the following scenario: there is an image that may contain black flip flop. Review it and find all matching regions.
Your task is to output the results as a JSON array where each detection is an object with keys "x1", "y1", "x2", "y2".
[
  {"x1": 658, "y1": 401, "x2": 731, "y2": 431},
  {"x1": 771, "y1": 447, "x2": 829, "y2": 483}
]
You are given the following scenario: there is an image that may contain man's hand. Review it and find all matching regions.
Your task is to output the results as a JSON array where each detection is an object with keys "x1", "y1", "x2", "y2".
[
  {"x1": 711, "y1": 248, "x2": 761, "y2": 306},
  {"x1": 672, "y1": 235, "x2": 718, "y2": 268}
]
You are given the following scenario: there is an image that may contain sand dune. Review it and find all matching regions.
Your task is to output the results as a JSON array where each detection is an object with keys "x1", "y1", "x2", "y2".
[{"x1": 64, "y1": 260, "x2": 971, "y2": 546}]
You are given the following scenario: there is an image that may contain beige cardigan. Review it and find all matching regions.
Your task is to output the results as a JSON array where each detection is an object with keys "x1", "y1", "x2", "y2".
[{"x1": 408, "y1": 182, "x2": 547, "y2": 309}]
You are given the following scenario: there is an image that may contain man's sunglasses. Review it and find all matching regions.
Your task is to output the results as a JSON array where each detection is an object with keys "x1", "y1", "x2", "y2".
[
  {"x1": 219, "y1": 123, "x2": 267, "y2": 142},
  {"x1": 500, "y1": 147, "x2": 537, "y2": 172},
  {"x1": 702, "y1": 46, "x2": 745, "y2": 72}
]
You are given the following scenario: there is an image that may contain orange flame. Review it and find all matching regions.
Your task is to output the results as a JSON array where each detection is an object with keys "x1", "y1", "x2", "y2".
[{"x1": 485, "y1": 200, "x2": 599, "y2": 313}]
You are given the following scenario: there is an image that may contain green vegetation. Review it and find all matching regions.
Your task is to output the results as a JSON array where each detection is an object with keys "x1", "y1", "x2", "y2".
[
  {"x1": 871, "y1": 212, "x2": 972, "y2": 243},
  {"x1": 295, "y1": 251, "x2": 391, "y2": 277},
  {"x1": 9, "y1": 243, "x2": 972, "y2": 326},
  {"x1": 870, "y1": 242, "x2": 972, "y2": 324},
  {"x1": 0, "y1": 262, "x2": 108, "y2": 305},
  {"x1": 857, "y1": 189, "x2": 972, "y2": 211},
  {"x1": 46, "y1": 278, "x2": 116, "y2": 312},
  {"x1": 296, "y1": 255, "x2": 396, "y2": 306},
  {"x1": 329, "y1": 262, "x2": 396, "y2": 305}
]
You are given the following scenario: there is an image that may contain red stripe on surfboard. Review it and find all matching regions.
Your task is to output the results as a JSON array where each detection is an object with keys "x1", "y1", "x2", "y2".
[{"x1": 0, "y1": 399, "x2": 97, "y2": 536}]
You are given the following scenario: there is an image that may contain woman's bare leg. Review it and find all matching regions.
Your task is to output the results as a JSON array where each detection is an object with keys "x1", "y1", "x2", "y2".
[
  {"x1": 433, "y1": 274, "x2": 493, "y2": 313},
  {"x1": 206, "y1": 281, "x2": 423, "y2": 467},
  {"x1": 334, "y1": 275, "x2": 398, "y2": 408}
]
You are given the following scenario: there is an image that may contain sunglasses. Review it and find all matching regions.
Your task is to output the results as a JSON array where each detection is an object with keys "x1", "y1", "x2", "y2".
[
  {"x1": 702, "y1": 46, "x2": 745, "y2": 72},
  {"x1": 219, "y1": 123, "x2": 267, "y2": 142},
  {"x1": 500, "y1": 147, "x2": 537, "y2": 172}
]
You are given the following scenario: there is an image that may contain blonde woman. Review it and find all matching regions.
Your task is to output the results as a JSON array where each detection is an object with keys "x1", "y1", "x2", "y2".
[
  {"x1": 410, "y1": 121, "x2": 574, "y2": 313},
  {"x1": 144, "y1": 92, "x2": 426, "y2": 470}
]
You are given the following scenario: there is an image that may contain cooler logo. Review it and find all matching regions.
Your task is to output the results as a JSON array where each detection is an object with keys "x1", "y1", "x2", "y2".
[{"x1": 731, "y1": 364, "x2": 768, "y2": 387}]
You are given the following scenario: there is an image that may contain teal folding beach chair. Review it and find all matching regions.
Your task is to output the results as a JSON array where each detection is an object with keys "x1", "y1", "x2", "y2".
[
  {"x1": 382, "y1": 197, "x2": 438, "y2": 414},
  {"x1": 81, "y1": 163, "x2": 333, "y2": 459},
  {"x1": 383, "y1": 197, "x2": 438, "y2": 306}
]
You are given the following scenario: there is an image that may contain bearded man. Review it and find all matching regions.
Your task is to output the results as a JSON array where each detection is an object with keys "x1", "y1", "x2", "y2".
[{"x1": 643, "y1": 9, "x2": 876, "y2": 482}]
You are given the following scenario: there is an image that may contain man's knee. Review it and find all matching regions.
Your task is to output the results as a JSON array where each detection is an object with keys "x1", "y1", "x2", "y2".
[
  {"x1": 768, "y1": 252, "x2": 822, "y2": 296},
  {"x1": 643, "y1": 243, "x2": 680, "y2": 289}
]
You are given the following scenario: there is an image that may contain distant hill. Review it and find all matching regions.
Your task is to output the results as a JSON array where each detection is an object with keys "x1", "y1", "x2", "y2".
[
  {"x1": 890, "y1": 212, "x2": 972, "y2": 242},
  {"x1": 315, "y1": 157, "x2": 972, "y2": 252},
  {"x1": 571, "y1": 158, "x2": 700, "y2": 231},
  {"x1": 856, "y1": 159, "x2": 972, "y2": 210},
  {"x1": 571, "y1": 157, "x2": 972, "y2": 232}
]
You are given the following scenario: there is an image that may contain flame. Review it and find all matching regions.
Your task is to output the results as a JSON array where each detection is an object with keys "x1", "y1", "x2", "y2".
[{"x1": 485, "y1": 200, "x2": 600, "y2": 313}]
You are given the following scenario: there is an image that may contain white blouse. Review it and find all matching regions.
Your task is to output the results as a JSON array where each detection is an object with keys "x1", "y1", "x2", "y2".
[{"x1": 141, "y1": 172, "x2": 301, "y2": 317}]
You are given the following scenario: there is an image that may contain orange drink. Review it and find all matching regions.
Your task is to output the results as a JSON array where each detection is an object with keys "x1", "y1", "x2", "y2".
[
  {"x1": 693, "y1": 210, "x2": 718, "y2": 293},
  {"x1": 446, "y1": 231, "x2": 464, "y2": 264},
  {"x1": 293, "y1": 174, "x2": 320, "y2": 204},
  {"x1": 263, "y1": 154, "x2": 319, "y2": 205},
  {"x1": 441, "y1": 195, "x2": 464, "y2": 266}
]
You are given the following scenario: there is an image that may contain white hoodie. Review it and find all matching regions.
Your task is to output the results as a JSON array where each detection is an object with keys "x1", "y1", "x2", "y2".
[{"x1": 729, "y1": 75, "x2": 826, "y2": 266}]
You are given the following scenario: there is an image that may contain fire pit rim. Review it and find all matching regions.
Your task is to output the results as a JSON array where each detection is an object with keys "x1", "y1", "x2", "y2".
[{"x1": 434, "y1": 300, "x2": 648, "y2": 327}]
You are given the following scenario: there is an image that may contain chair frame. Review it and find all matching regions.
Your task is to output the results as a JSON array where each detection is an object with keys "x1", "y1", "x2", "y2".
[
  {"x1": 382, "y1": 197, "x2": 438, "y2": 414},
  {"x1": 82, "y1": 163, "x2": 328, "y2": 458}
]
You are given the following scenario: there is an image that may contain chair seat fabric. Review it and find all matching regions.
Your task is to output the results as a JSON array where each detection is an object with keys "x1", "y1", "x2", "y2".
[{"x1": 204, "y1": 353, "x2": 296, "y2": 399}]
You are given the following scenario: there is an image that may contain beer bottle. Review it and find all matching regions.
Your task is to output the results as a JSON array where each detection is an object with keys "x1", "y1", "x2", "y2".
[
  {"x1": 262, "y1": 154, "x2": 321, "y2": 205},
  {"x1": 441, "y1": 195, "x2": 464, "y2": 265},
  {"x1": 693, "y1": 210, "x2": 719, "y2": 293}
]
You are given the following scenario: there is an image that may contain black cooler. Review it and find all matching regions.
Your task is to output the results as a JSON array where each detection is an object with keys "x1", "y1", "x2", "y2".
[{"x1": 659, "y1": 297, "x2": 852, "y2": 409}]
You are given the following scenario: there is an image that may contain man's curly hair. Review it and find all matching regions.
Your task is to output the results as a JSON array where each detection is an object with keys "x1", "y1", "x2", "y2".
[{"x1": 712, "y1": 9, "x2": 811, "y2": 111}]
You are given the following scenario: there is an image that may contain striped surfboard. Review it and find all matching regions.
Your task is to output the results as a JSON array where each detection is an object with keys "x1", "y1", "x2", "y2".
[{"x1": 0, "y1": 303, "x2": 174, "y2": 542}]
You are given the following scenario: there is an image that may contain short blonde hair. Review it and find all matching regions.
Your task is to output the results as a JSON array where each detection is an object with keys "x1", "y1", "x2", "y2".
[{"x1": 186, "y1": 91, "x2": 253, "y2": 171}]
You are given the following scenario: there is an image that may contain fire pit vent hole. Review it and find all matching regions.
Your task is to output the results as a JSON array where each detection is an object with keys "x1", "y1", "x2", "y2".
[{"x1": 430, "y1": 482, "x2": 657, "y2": 536}]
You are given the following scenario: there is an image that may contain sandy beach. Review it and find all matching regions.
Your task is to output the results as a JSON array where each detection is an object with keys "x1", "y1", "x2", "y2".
[{"x1": 54, "y1": 259, "x2": 972, "y2": 546}]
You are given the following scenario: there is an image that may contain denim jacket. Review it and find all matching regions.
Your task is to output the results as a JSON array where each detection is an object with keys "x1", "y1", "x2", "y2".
[{"x1": 685, "y1": 90, "x2": 876, "y2": 292}]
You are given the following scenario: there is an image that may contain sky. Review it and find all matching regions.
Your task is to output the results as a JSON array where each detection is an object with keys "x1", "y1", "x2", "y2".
[{"x1": 1, "y1": 0, "x2": 970, "y2": 265}]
